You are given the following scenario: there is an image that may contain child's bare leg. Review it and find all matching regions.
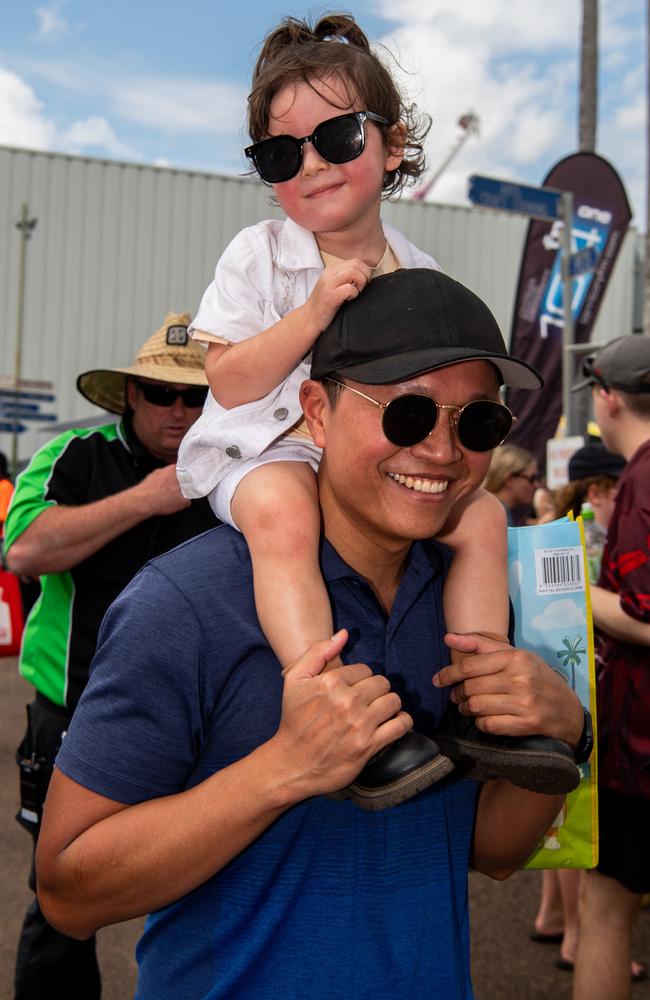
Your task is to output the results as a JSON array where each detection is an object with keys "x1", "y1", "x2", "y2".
[
  {"x1": 437, "y1": 488, "x2": 509, "y2": 663},
  {"x1": 232, "y1": 461, "x2": 343, "y2": 671}
]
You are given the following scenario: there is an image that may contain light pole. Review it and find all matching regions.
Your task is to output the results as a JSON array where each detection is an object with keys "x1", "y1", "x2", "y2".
[{"x1": 13, "y1": 202, "x2": 38, "y2": 477}]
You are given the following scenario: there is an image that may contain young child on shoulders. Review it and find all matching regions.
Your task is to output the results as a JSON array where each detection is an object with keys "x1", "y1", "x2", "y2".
[{"x1": 177, "y1": 13, "x2": 510, "y2": 809}]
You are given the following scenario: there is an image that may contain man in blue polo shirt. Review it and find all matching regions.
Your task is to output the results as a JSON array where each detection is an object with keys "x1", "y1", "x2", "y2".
[{"x1": 35, "y1": 271, "x2": 588, "y2": 1000}]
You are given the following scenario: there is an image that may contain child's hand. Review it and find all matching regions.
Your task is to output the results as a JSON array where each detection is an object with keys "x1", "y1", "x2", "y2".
[{"x1": 304, "y1": 259, "x2": 372, "y2": 332}]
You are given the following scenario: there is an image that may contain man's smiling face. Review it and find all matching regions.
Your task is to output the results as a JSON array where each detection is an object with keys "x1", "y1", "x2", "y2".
[{"x1": 304, "y1": 359, "x2": 500, "y2": 556}]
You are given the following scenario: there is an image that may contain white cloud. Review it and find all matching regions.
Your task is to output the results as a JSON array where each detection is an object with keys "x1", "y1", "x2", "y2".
[
  {"x1": 0, "y1": 67, "x2": 56, "y2": 148},
  {"x1": 532, "y1": 599, "x2": 586, "y2": 631},
  {"x1": 377, "y1": 14, "x2": 577, "y2": 206},
  {"x1": 616, "y1": 97, "x2": 644, "y2": 132},
  {"x1": 60, "y1": 116, "x2": 139, "y2": 159},
  {"x1": 35, "y1": 3, "x2": 68, "y2": 42},
  {"x1": 0, "y1": 66, "x2": 141, "y2": 161},
  {"x1": 372, "y1": 0, "x2": 645, "y2": 223},
  {"x1": 21, "y1": 57, "x2": 85, "y2": 91},
  {"x1": 377, "y1": 0, "x2": 579, "y2": 53},
  {"x1": 111, "y1": 78, "x2": 247, "y2": 135}
]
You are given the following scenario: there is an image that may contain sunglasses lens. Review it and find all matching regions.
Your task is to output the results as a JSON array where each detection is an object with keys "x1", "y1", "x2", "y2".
[
  {"x1": 383, "y1": 395, "x2": 438, "y2": 447},
  {"x1": 181, "y1": 387, "x2": 209, "y2": 408},
  {"x1": 315, "y1": 114, "x2": 364, "y2": 164},
  {"x1": 138, "y1": 382, "x2": 207, "y2": 408},
  {"x1": 253, "y1": 137, "x2": 301, "y2": 183},
  {"x1": 457, "y1": 400, "x2": 513, "y2": 451}
]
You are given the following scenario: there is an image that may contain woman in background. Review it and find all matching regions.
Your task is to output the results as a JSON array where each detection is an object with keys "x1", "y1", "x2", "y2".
[{"x1": 483, "y1": 443, "x2": 539, "y2": 526}]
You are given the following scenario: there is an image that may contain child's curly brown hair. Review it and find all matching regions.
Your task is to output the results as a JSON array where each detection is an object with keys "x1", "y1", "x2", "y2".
[{"x1": 247, "y1": 12, "x2": 430, "y2": 197}]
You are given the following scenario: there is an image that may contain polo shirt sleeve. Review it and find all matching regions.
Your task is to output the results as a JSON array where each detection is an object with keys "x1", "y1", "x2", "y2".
[
  {"x1": 190, "y1": 225, "x2": 268, "y2": 346},
  {"x1": 4, "y1": 432, "x2": 92, "y2": 553},
  {"x1": 55, "y1": 561, "x2": 206, "y2": 803}
]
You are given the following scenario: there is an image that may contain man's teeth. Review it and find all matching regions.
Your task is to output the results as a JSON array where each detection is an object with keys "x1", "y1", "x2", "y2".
[{"x1": 387, "y1": 472, "x2": 448, "y2": 494}]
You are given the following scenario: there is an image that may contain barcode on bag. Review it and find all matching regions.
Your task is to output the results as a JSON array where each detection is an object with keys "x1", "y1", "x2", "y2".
[{"x1": 534, "y1": 547, "x2": 584, "y2": 595}]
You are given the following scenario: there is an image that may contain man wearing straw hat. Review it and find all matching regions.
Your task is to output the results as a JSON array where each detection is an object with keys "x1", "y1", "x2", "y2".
[{"x1": 4, "y1": 311, "x2": 216, "y2": 1000}]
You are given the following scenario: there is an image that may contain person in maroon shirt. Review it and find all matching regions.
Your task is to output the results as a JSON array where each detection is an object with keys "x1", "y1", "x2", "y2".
[{"x1": 572, "y1": 336, "x2": 650, "y2": 1000}]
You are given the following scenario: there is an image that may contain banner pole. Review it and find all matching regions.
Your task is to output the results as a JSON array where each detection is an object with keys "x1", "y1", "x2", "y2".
[{"x1": 560, "y1": 191, "x2": 575, "y2": 436}]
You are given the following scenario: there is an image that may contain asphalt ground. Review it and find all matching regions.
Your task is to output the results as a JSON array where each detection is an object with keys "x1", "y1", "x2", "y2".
[{"x1": 1, "y1": 655, "x2": 648, "y2": 1000}]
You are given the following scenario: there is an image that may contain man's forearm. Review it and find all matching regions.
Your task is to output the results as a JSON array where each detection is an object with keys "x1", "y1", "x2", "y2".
[
  {"x1": 37, "y1": 635, "x2": 412, "y2": 939},
  {"x1": 590, "y1": 585, "x2": 650, "y2": 645},
  {"x1": 472, "y1": 780, "x2": 564, "y2": 879},
  {"x1": 37, "y1": 741, "x2": 299, "y2": 939},
  {"x1": 6, "y1": 486, "x2": 160, "y2": 574}
]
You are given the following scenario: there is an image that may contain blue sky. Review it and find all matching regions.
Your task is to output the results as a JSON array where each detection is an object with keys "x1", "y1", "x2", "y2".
[{"x1": 0, "y1": 1, "x2": 645, "y2": 223}]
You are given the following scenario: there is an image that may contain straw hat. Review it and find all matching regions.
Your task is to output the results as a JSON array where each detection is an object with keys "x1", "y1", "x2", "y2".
[{"x1": 77, "y1": 312, "x2": 208, "y2": 414}]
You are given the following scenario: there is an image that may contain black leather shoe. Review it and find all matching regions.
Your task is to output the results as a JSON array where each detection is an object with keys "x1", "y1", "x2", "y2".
[
  {"x1": 330, "y1": 731, "x2": 454, "y2": 811},
  {"x1": 435, "y1": 703, "x2": 580, "y2": 795}
]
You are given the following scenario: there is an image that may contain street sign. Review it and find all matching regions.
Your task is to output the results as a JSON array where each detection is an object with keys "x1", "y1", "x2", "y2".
[
  {"x1": 468, "y1": 174, "x2": 562, "y2": 221},
  {"x1": 569, "y1": 246, "x2": 598, "y2": 277},
  {"x1": 0, "y1": 389, "x2": 56, "y2": 403},
  {"x1": 0, "y1": 421, "x2": 28, "y2": 434},
  {"x1": 0, "y1": 400, "x2": 41, "y2": 412},
  {"x1": 0, "y1": 410, "x2": 58, "y2": 422},
  {"x1": 0, "y1": 384, "x2": 58, "y2": 428}
]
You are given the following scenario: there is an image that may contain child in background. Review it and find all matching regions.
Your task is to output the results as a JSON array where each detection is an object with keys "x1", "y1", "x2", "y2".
[{"x1": 177, "y1": 13, "x2": 510, "y2": 808}]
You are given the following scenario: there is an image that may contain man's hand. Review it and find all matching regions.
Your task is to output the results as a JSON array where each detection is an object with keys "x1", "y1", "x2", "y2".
[
  {"x1": 433, "y1": 632, "x2": 583, "y2": 748},
  {"x1": 272, "y1": 630, "x2": 412, "y2": 801},
  {"x1": 132, "y1": 464, "x2": 191, "y2": 517},
  {"x1": 6, "y1": 464, "x2": 191, "y2": 576}
]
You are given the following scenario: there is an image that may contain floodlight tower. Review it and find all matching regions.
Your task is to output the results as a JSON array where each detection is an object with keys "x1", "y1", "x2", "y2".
[{"x1": 411, "y1": 111, "x2": 480, "y2": 201}]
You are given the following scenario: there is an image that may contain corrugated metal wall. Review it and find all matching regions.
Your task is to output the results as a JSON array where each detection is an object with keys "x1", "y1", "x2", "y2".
[{"x1": 0, "y1": 144, "x2": 637, "y2": 463}]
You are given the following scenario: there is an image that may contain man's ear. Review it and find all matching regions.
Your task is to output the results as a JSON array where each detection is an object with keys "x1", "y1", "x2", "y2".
[
  {"x1": 385, "y1": 122, "x2": 406, "y2": 170},
  {"x1": 125, "y1": 378, "x2": 137, "y2": 410},
  {"x1": 598, "y1": 386, "x2": 622, "y2": 418},
  {"x1": 585, "y1": 481, "x2": 603, "y2": 506},
  {"x1": 300, "y1": 380, "x2": 330, "y2": 449}
]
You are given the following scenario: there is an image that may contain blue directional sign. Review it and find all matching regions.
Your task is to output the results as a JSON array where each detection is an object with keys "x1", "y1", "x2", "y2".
[
  {"x1": 0, "y1": 400, "x2": 41, "y2": 413},
  {"x1": 0, "y1": 410, "x2": 58, "y2": 422},
  {"x1": 0, "y1": 421, "x2": 28, "y2": 433},
  {"x1": 468, "y1": 174, "x2": 562, "y2": 221},
  {"x1": 0, "y1": 385, "x2": 58, "y2": 429},
  {"x1": 569, "y1": 245, "x2": 598, "y2": 277},
  {"x1": 0, "y1": 389, "x2": 56, "y2": 403}
]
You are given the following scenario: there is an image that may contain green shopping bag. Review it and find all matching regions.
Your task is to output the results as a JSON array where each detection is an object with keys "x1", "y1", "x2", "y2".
[{"x1": 507, "y1": 516, "x2": 598, "y2": 870}]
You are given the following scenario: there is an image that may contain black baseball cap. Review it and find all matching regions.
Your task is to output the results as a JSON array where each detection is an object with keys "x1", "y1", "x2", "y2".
[
  {"x1": 310, "y1": 269, "x2": 543, "y2": 389},
  {"x1": 572, "y1": 335, "x2": 650, "y2": 394},
  {"x1": 567, "y1": 442, "x2": 626, "y2": 482}
]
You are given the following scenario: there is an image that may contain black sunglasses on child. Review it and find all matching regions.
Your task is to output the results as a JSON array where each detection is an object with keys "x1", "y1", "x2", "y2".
[
  {"x1": 133, "y1": 380, "x2": 208, "y2": 408},
  {"x1": 244, "y1": 111, "x2": 389, "y2": 184},
  {"x1": 326, "y1": 379, "x2": 516, "y2": 451}
]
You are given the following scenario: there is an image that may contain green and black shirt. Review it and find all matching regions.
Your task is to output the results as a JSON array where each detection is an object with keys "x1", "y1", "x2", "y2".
[{"x1": 4, "y1": 416, "x2": 215, "y2": 710}]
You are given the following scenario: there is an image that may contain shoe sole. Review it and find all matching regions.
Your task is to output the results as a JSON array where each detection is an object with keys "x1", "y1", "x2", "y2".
[
  {"x1": 435, "y1": 737, "x2": 580, "y2": 795},
  {"x1": 329, "y1": 753, "x2": 454, "y2": 811}
]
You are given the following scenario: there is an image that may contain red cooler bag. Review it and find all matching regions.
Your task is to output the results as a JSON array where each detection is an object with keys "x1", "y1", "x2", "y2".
[{"x1": 0, "y1": 569, "x2": 24, "y2": 656}]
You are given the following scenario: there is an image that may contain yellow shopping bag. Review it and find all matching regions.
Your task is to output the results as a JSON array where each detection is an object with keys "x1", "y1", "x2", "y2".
[{"x1": 507, "y1": 516, "x2": 598, "y2": 870}]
